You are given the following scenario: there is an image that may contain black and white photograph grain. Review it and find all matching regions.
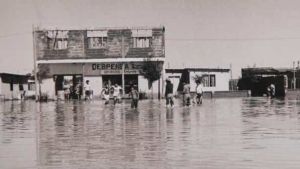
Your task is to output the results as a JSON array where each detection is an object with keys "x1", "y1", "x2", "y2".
[{"x1": 1, "y1": 0, "x2": 300, "y2": 169}]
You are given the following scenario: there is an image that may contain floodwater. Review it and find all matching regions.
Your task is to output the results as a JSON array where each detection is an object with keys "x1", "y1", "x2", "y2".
[{"x1": 1, "y1": 98, "x2": 300, "y2": 169}]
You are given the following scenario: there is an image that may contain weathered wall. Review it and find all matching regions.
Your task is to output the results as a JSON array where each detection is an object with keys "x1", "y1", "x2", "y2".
[{"x1": 36, "y1": 28, "x2": 165, "y2": 60}]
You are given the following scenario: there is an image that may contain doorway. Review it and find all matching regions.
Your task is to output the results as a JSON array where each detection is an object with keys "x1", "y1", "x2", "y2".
[
  {"x1": 102, "y1": 74, "x2": 138, "y2": 94},
  {"x1": 54, "y1": 74, "x2": 83, "y2": 99}
]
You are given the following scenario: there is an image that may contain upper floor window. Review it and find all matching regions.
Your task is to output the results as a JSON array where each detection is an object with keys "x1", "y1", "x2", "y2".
[
  {"x1": 132, "y1": 29, "x2": 152, "y2": 48},
  {"x1": 133, "y1": 37, "x2": 151, "y2": 48},
  {"x1": 47, "y1": 31, "x2": 68, "y2": 50},
  {"x1": 87, "y1": 30, "x2": 108, "y2": 49},
  {"x1": 202, "y1": 74, "x2": 216, "y2": 87}
]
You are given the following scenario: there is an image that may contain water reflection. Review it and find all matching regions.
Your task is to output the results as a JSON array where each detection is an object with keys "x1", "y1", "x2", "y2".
[{"x1": 1, "y1": 98, "x2": 300, "y2": 168}]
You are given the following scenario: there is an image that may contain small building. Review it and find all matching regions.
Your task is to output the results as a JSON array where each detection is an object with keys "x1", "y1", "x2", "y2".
[
  {"x1": 240, "y1": 67, "x2": 298, "y2": 89},
  {"x1": 0, "y1": 73, "x2": 32, "y2": 100},
  {"x1": 34, "y1": 27, "x2": 165, "y2": 100},
  {"x1": 165, "y1": 68, "x2": 230, "y2": 95},
  {"x1": 238, "y1": 67, "x2": 290, "y2": 97}
]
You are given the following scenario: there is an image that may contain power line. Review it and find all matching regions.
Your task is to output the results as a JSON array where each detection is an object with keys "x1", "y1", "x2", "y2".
[
  {"x1": 166, "y1": 37, "x2": 300, "y2": 41},
  {"x1": 2, "y1": 30, "x2": 300, "y2": 42},
  {"x1": 0, "y1": 32, "x2": 32, "y2": 39}
]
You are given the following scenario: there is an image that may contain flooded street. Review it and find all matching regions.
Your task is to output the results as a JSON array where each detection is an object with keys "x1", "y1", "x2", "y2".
[{"x1": 1, "y1": 98, "x2": 300, "y2": 169}]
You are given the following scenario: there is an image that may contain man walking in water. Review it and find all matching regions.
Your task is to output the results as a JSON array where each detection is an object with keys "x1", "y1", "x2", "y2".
[
  {"x1": 165, "y1": 78, "x2": 174, "y2": 107},
  {"x1": 101, "y1": 84, "x2": 110, "y2": 105},
  {"x1": 183, "y1": 82, "x2": 191, "y2": 106},
  {"x1": 129, "y1": 85, "x2": 139, "y2": 109},
  {"x1": 111, "y1": 83, "x2": 122, "y2": 105}
]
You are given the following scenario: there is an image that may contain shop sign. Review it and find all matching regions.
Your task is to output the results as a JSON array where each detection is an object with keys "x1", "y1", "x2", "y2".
[
  {"x1": 91, "y1": 63, "x2": 142, "y2": 70},
  {"x1": 85, "y1": 62, "x2": 142, "y2": 75}
]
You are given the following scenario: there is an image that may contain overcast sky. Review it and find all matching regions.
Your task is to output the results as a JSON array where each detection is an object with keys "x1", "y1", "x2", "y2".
[{"x1": 1, "y1": 0, "x2": 300, "y2": 78}]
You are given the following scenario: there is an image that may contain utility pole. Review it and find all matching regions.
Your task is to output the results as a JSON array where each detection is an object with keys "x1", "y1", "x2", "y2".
[
  {"x1": 121, "y1": 35, "x2": 125, "y2": 95},
  {"x1": 33, "y1": 25, "x2": 39, "y2": 101},
  {"x1": 158, "y1": 60, "x2": 161, "y2": 100},
  {"x1": 230, "y1": 63, "x2": 233, "y2": 90},
  {"x1": 293, "y1": 61, "x2": 296, "y2": 90}
]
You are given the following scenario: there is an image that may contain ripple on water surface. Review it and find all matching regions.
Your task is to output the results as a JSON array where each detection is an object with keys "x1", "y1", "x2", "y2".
[{"x1": 0, "y1": 98, "x2": 300, "y2": 169}]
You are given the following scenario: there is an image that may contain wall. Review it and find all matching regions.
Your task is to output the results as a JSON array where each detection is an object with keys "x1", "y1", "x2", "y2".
[
  {"x1": 138, "y1": 75, "x2": 164, "y2": 99},
  {"x1": 189, "y1": 71, "x2": 230, "y2": 92},
  {"x1": 83, "y1": 76, "x2": 103, "y2": 99},
  {"x1": 0, "y1": 83, "x2": 10, "y2": 99},
  {"x1": 0, "y1": 83, "x2": 22, "y2": 100},
  {"x1": 36, "y1": 28, "x2": 165, "y2": 60},
  {"x1": 40, "y1": 78, "x2": 56, "y2": 100},
  {"x1": 138, "y1": 75, "x2": 148, "y2": 93}
]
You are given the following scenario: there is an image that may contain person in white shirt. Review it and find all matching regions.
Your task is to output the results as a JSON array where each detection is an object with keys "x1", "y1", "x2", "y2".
[
  {"x1": 111, "y1": 83, "x2": 122, "y2": 105},
  {"x1": 84, "y1": 80, "x2": 92, "y2": 100},
  {"x1": 195, "y1": 80, "x2": 203, "y2": 104}
]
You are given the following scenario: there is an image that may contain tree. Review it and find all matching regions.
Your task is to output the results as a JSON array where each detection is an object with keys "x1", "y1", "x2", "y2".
[
  {"x1": 36, "y1": 64, "x2": 50, "y2": 100},
  {"x1": 193, "y1": 74, "x2": 203, "y2": 84},
  {"x1": 140, "y1": 59, "x2": 163, "y2": 97}
]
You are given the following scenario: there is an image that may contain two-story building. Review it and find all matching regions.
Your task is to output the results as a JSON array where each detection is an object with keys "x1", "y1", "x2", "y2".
[{"x1": 34, "y1": 27, "x2": 165, "y2": 100}]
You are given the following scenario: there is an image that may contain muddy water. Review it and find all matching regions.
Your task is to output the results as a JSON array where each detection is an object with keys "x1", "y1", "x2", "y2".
[{"x1": 1, "y1": 98, "x2": 300, "y2": 169}]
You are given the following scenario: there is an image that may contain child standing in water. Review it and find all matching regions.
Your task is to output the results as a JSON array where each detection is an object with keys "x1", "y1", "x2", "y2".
[
  {"x1": 101, "y1": 84, "x2": 110, "y2": 105},
  {"x1": 129, "y1": 86, "x2": 139, "y2": 109}
]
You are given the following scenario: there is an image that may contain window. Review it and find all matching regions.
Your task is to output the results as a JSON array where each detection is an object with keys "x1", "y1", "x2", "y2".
[
  {"x1": 202, "y1": 74, "x2": 216, "y2": 87},
  {"x1": 28, "y1": 83, "x2": 36, "y2": 91},
  {"x1": 132, "y1": 29, "x2": 152, "y2": 48},
  {"x1": 47, "y1": 30, "x2": 68, "y2": 50},
  {"x1": 87, "y1": 30, "x2": 108, "y2": 49},
  {"x1": 133, "y1": 37, "x2": 151, "y2": 48},
  {"x1": 210, "y1": 75, "x2": 216, "y2": 87},
  {"x1": 88, "y1": 37, "x2": 107, "y2": 48}
]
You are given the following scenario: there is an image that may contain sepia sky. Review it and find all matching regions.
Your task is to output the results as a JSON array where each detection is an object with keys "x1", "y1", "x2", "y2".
[{"x1": 1, "y1": 0, "x2": 300, "y2": 78}]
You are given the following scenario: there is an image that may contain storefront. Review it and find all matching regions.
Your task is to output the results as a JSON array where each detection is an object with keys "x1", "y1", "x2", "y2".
[{"x1": 39, "y1": 60, "x2": 164, "y2": 99}]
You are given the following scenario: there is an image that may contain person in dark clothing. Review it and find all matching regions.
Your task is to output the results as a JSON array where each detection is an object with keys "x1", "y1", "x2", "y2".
[
  {"x1": 165, "y1": 78, "x2": 174, "y2": 107},
  {"x1": 129, "y1": 86, "x2": 139, "y2": 109}
]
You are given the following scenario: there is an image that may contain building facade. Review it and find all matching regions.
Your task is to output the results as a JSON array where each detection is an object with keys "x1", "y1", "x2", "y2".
[
  {"x1": 34, "y1": 27, "x2": 165, "y2": 99},
  {"x1": 165, "y1": 68, "x2": 230, "y2": 95}
]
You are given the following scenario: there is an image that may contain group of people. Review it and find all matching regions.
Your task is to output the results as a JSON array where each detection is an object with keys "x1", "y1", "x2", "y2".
[
  {"x1": 101, "y1": 83, "x2": 139, "y2": 109},
  {"x1": 165, "y1": 78, "x2": 203, "y2": 107},
  {"x1": 101, "y1": 83, "x2": 123, "y2": 105},
  {"x1": 63, "y1": 78, "x2": 204, "y2": 109},
  {"x1": 63, "y1": 80, "x2": 93, "y2": 101},
  {"x1": 267, "y1": 83, "x2": 276, "y2": 98}
]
